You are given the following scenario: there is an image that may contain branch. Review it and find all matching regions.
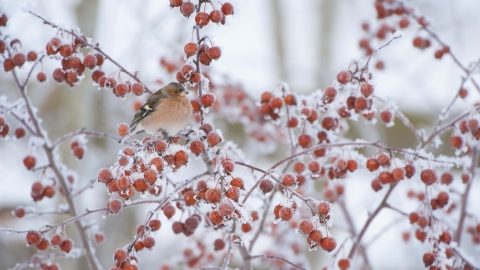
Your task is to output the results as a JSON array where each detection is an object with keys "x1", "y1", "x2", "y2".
[
  {"x1": 348, "y1": 184, "x2": 395, "y2": 259},
  {"x1": 454, "y1": 147, "x2": 478, "y2": 243}
]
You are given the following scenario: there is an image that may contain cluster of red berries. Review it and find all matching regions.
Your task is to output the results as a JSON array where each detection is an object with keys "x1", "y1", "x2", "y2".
[
  {"x1": 296, "y1": 201, "x2": 337, "y2": 252},
  {"x1": 70, "y1": 139, "x2": 86, "y2": 159},
  {"x1": 466, "y1": 224, "x2": 480, "y2": 245},
  {"x1": 26, "y1": 230, "x2": 74, "y2": 254},
  {"x1": 169, "y1": 0, "x2": 234, "y2": 26}
]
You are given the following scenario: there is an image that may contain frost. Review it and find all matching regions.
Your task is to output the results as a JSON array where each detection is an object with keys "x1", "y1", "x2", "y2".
[
  {"x1": 28, "y1": 136, "x2": 45, "y2": 147},
  {"x1": 58, "y1": 204, "x2": 70, "y2": 212},
  {"x1": 432, "y1": 134, "x2": 443, "y2": 148}
]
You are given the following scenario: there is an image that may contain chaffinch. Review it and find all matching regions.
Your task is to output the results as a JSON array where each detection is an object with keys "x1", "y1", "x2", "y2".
[{"x1": 121, "y1": 82, "x2": 193, "y2": 142}]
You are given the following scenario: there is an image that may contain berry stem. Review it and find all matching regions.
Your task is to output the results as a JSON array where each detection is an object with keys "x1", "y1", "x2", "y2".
[
  {"x1": 194, "y1": 26, "x2": 205, "y2": 125},
  {"x1": 52, "y1": 127, "x2": 122, "y2": 147},
  {"x1": 348, "y1": 184, "x2": 395, "y2": 260},
  {"x1": 222, "y1": 236, "x2": 233, "y2": 269},
  {"x1": 454, "y1": 147, "x2": 478, "y2": 244}
]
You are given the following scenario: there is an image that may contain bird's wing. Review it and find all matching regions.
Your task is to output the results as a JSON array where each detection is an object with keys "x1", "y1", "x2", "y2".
[{"x1": 129, "y1": 92, "x2": 169, "y2": 131}]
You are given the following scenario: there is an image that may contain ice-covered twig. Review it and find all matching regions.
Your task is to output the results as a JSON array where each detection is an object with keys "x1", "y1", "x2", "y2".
[{"x1": 248, "y1": 254, "x2": 306, "y2": 270}]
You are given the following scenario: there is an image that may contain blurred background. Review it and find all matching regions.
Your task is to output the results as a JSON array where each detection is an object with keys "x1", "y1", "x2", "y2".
[{"x1": 1, "y1": 0, "x2": 480, "y2": 269}]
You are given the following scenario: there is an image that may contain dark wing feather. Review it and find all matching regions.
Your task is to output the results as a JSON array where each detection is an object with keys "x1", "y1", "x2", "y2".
[{"x1": 129, "y1": 92, "x2": 169, "y2": 131}]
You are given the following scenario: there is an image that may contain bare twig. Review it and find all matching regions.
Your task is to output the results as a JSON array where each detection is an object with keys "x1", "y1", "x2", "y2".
[{"x1": 248, "y1": 254, "x2": 306, "y2": 270}]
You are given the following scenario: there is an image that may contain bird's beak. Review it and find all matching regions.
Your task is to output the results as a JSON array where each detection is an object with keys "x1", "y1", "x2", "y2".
[{"x1": 181, "y1": 91, "x2": 189, "y2": 96}]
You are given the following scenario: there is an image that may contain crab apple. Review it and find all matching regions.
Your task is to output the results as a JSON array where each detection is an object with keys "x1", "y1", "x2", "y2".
[
  {"x1": 163, "y1": 204, "x2": 176, "y2": 219},
  {"x1": 170, "y1": 0, "x2": 183, "y2": 7},
  {"x1": 320, "y1": 237, "x2": 337, "y2": 252},
  {"x1": 23, "y1": 155, "x2": 36, "y2": 170},
  {"x1": 462, "y1": 173, "x2": 470, "y2": 184},
  {"x1": 45, "y1": 42, "x2": 59, "y2": 55},
  {"x1": 450, "y1": 136, "x2": 462, "y2": 148},
  {"x1": 279, "y1": 207, "x2": 293, "y2": 221},
  {"x1": 337, "y1": 70, "x2": 352, "y2": 84},
  {"x1": 282, "y1": 173, "x2": 296, "y2": 186},
  {"x1": 371, "y1": 179, "x2": 383, "y2": 191},
  {"x1": 26, "y1": 231, "x2": 42, "y2": 246},
  {"x1": 59, "y1": 45, "x2": 73, "y2": 57},
  {"x1": 392, "y1": 167, "x2": 405, "y2": 181},
  {"x1": 360, "y1": 83, "x2": 374, "y2": 97},
  {"x1": 366, "y1": 158, "x2": 379, "y2": 171},
  {"x1": 175, "y1": 150, "x2": 188, "y2": 166},
  {"x1": 415, "y1": 229, "x2": 427, "y2": 242},
  {"x1": 60, "y1": 239, "x2": 73, "y2": 253},
  {"x1": 298, "y1": 219, "x2": 314, "y2": 234},
  {"x1": 91, "y1": 70, "x2": 104, "y2": 83},
  {"x1": 440, "y1": 172, "x2": 453, "y2": 185},
  {"x1": 422, "y1": 252, "x2": 435, "y2": 267},
  {"x1": 83, "y1": 54, "x2": 97, "y2": 68},
  {"x1": 221, "y1": 2, "x2": 234, "y2": 15},
  {"x1": 209, "y1": 210, "x2": 224, "y2": 226},
  {"x1": 14, "y1": 207, "x2": 25, "y2": 218},
  {"x1": 114, "y1": 248, "x2": 127, "y2": 262},
  {"x1": 298, "y1": 134, "x2": 312, "y2": 148},
  {"x1": 117, "y1": 123, "x2": 129, "y2": 137},
  {"x1": 190, "y1": 140, "x2": 204, "y2": 156},
  {"x1": 214, "y1": 239, "x2": 225, "y2": 251},
  {"x1": 210, "y1": 10, "x2": 224, "y2": 23},
  {"x1": 308, "y1": 230, "x2": 322, "y2": 247},
  {"x1": 207, "y1": 46, "x2": 222, "y2": 60},
  {"x1": 322, "y1": 86, "x2": 337, "y2": 104},
  {"x1": 180, "y1": 2, "x2": 194, "y2": 17},
  {"x1": 108, "y1": 198, "x2": 123, "y2": 214},
  {"x1": 420, "y1": 169, "x2": 437, "y2": 185},
  {"x1": 14, "y1": 127, "x2": 25, "y2": 139},
  {"x1": 207, "y1": 132, "x2": 221, "y2": 147},
  {"x1": 199, "y1": 52, "x2": 212, "y2": 66},
  {"x1": 184, "y1": 43, "x2": 198, "y2": 58},
  {"x1": 205, "y1": 188, "x2": 221, "y2": 203},
  {"x1": 36, "y1": 238, "x2": 50, "y2": 251},
  {"x1": 347, "y1": 159, "x2": 358, "y2": 172},
  {"x1": 261, "y1": 91, "x2": 273, "y2": 103},
  {"x1": 409, "y1": 212, "x2": 419, "y2": 224},
  {"x1": 309, "y1": 161, "x2": 320, "y2": 173},
  {"x1": 259, "y1": 179, "x2": 273, "y2": 194},
  {"x1": 321, "y1": 117, "x2": 337, "y2": 130},
  {"x1": 459, "y1": 88, "x2": 468, "y2": 99},
  {"x1": 377, "y1": 154, "x2": 390, "y2": 167},
  {"x1": 201, "y1": 93, "x2": 215, "y2": 107},
  {"x1": 404, "y1": 164, "x2": 416, "y2": 178},
  {"x1": 230, "y1": 177, "x2": 244, "y2": 189},
  {"x1": 195, "y1": 12, "x2": 210, "y2": 27},
  {"x1": 36, "y1": 72, "x2": 47, "y2": 82},
  {"x1": 12, "y1": 53, "x2": 26, "y2": 67},
  {"x1": 183, "y1": 191, "x2": 197, "y2": 206},
  {"x1": 226, "y1": 187, "x2": 240, "y2": 201},
  {"x1": 338, "y1": 259, "x2": 350, "y2": 270},
  {"x1": 317, "y1": 201, "x2": 330, "y2": 215},
  {"x1": 50, "y1": 234, "x2": 63, "y2": 247},
  {"x1": 439, "y1": 231, "x2": 451, "y2": 244},
  {"x1": 73, "y1": 146, "x2": 84, "y2": 159},
  {"x1": 52, "y1": 68, "x2": 66, "y2": 83},
  {"x1": 130, "y1": 82, "x2": 144, "y2": 96},
  {"x1": 380, "y1": 110, "x2": 393, "y2": 123},
  {"x1": 355, "y1": 96, "x2": 369, "y2": 111},
  {"x1": 43, "y1": 186, "x2": 55, "y2": 198}
]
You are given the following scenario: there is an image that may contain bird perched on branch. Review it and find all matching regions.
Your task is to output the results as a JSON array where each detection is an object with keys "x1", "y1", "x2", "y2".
[{"x1": 119, "y1": 82, "x2": 192, "y2": 143}]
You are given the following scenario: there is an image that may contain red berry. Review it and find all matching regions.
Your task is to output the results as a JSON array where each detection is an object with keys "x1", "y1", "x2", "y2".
[
  {"x1": 26, "y1": 231, "x2": 43, "y2": 246},
  {"x1": 201, "y1": 93, "x2": 215, "y2": 107},
  {"x1": 337, "y1": 70, "x2": 352, "y2": 84},
  {"x1": 14, "y1": 127, "x2": 25, "y2": 139},
  {"x1": 205, "y1": 188, "x2": 221, "y2": 203},
  {"x1": 143, "y1": 236, "x2": 155, "y2": 249},
  {"x1": 3, "y1": 58, "x2": 14, "y2": 72},
  {"x1": 59, "y1": 45, "x2": 73, "y2": 57},
  {"x1": 259, "y1": 179, "x2": 273, "y2": 194},
  {"x1": 105, "y1": 77, "x2": 117, "y2": 88},
  {"x1": 50, "y1": 234, "x2": 63, "y2": 247},
  {"x1": 284, "y1": 94, "x2": 297, "y2": 106},
  {"x1": 261, "y1": 91, "x2": 273, "y2": 103},
  {"x1": 221, "y1": 3, "x2": 234, "y2": 15},
  {"x1": 298, "y1": 134, "x2": 312, "y2": 148},
  {"x1": 376, "y1": 154, "x2": 390, "y2": 167},
  {"x1": 282, "y1": 173, "x2": 296, "y2": 186},
  {"x1": 170, "y1": 0, "x2": 183, "y2": 7},
  {"x1": 439, "y1": 231, "x2": 451, "y2": 244},
  {"x1": 36, "y1": 238, "x2": 50, "y2": 251},
  {"x1": 307, "y1": 230, "x2": 322, "y2": 247},
  {"x1": 207, "y1": 132, "x2": 221, "y2": 147},
  {"x1": 200, "y1": 123, "x2": 213, "y2": 135},
  {"x1": 320, "y1": 237, "x2": 337, "y2": 252},
  {"x1": 199, "y1": 52, "x2": 212, "y2": 66},
  {"x1": 95, "y1": 54, "x2": 104, "y2": 66},
  {"x1": 230, "y1": 177, "x2": 244, "y2": 189},
  {"x1": 14, "y1": 207, "x2": 26, "y2": 218},
  {"x1": 43, "y1": 186, "x2": 55, "y2": 198},
  {"x1": 440, "y1": 172, "x2": 453, "y2": 185},
  {"x1": 52, "y1": 68, "x2": 66, "y2": 83},
  {"x1": 420, "y1": 169, "x2": 437, "y2": 185},
  {"x1": 298, "y1": 219, "x2": 314, "y2": 234},
  {"x1": 83, "y1": 54, "x2": 97, "y2": 69},
  {"x1": 279, "y1": 207, "x2": 293, "y2": 221},
  {"x1": 163, "y1": 204, "x2": 176, "y2": 219},
  {"x1": 371, "y1": 178, "x2": 383, "y2": 191},
  {"x1": 23, "y1": 155, "x2": 36, "y2": 170},
  {"x1": 409, "y1": 212, "x2": 419, "y2": 224},
  {"x1": 117, "y1": 123, "x2": 130, "y2": 137},
  {"x1": 338, "y1": 259, "x2": 350, "y2": 270},
  {"x1": 114, "y1": 248, "x2": 128, "y2": 262},
  {"x1": 91, "y1": 70, "x2": 105, "y2": 83},
  {"x1": 218, "y1": 203, "x2": 235, "y2": 218},
  {"x1": 347, "y1": 160, "x2": 358, "y2": 172},
  {"x1": 214, "y1": 239, "x2": 225, "y2": 251},
  {"x1": 210, "y1": 10, "x2": 224, "y2": 23},
  {"x1": 366, "y1": 158, "x2": 379, "y2": 171},
  {"x1": 317, "y1": 201, "x2": 330, "y2": 215},
  {"x1": 321, "y1": 117, "x2": 338, "y2": 130},
  {"x1": 355, "y1": 96, "x2": 369, "y2": 111},
  {"x1": 195, "y1": 12, "x2": 210, "y2": 28},
  {"x1": 73, "y1": 146, "x2": 84, "y2": 159},
  {"x1": 0, "y1": 13, "x2": 7, "y2": 26},
  {"x1": 459, "y1": 88, "x2": 468, "y2": 99},
  {"x1": 108, "y1": 198, "x2": 123, "y2": 214},
  {"x1": 60, "y1": 239, "x2": 73, "y2": 253},
  {"x1": 207, "y1": 46, "x2": 222, "y2": 60},
  {"x1": 183, "y1": 191, "x2": 197, "y2": 206},
  {"x1": 422, "y1": 252, "x2": 435, "y2": 267},
  {"x1": 180, "y1": 2, "x2": 195, "y2": 17},
  {"x1": 360, "y1": 83, "x2": 374, "y2": 97},
  {"x1": 36, "y1": 72, "x2": 47, "y2": 82},
  {"x1": 392, "y1": 167, "x2": 405, "y2": 181},
  {"x1": 12, "y1": 53, "x2": 26, "y2": 67},
  {"x1": 190, "y1": 140, "x2": 205, "y2": 156},
  {"x1": 184, "y1": 43, "x2": 198, "y2": 57}
]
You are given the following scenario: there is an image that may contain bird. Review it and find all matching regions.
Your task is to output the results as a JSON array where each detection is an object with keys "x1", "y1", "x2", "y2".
[{"x1": 119, "y1": 82, "x2": 193, "y2": 143}]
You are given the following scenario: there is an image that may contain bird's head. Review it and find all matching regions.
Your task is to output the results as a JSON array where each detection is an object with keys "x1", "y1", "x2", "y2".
[{"x1": 163, "y1": 82, "x2": 188, "y2": 97}]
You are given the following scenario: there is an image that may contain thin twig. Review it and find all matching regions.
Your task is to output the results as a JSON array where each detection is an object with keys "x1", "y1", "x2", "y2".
[{"x1": 248, "y1": 254, "x2": 306, "y2": 270}]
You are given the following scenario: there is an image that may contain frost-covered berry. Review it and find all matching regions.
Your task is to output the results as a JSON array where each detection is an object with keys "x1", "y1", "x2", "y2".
[{"x1": 259, "y1": 179, "x2": 273, "y2": 194}]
